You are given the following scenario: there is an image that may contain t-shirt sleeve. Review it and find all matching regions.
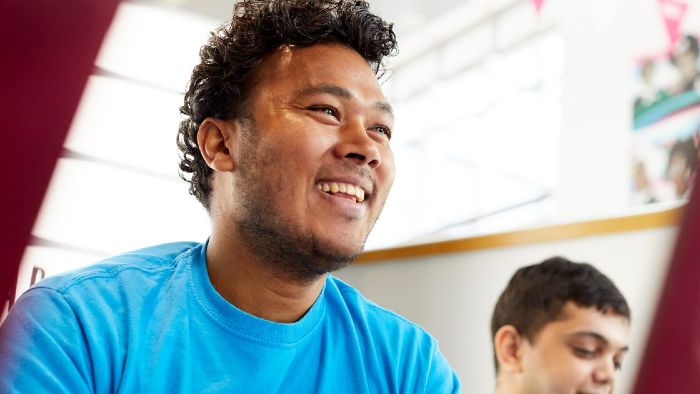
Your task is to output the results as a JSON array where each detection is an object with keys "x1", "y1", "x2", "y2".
[
  {"x1": 424, "y1": 343, "x2": 461, "y2": 394},
  {"x1": 0, "y1": 287, "x2": 94, "y2": 393}
]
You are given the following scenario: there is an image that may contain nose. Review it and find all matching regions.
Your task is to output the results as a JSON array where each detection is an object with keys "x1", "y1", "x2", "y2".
[
  {"x1": 592, "y1": 358, "x2": 616, "y2": 387},
  {"x1": 334, "y1": 118, "x2": 382, "y2": 169}
]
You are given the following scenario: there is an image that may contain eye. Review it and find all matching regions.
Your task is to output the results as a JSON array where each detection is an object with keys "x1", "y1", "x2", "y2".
[
  {"x1": 573, "y1": 347, "x2": 596, "y2": 358},
  {"x1": 309, "y1": 105, "x2": 339, "y2": 119},
  {"x1": 369, "y1": 125, "x2": 392, "y2": 140},
  {"x1": 613, "y1": 353, "x2": 626, "y2": 371}
]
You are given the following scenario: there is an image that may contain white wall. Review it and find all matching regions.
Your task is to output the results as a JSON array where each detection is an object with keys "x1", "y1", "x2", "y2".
[
  {"x1": 556, "y1": 0, "x2": 700, "y2": 220},
  {"x1": 336, "y1": 220, "x2": 677, "y2": 393}
]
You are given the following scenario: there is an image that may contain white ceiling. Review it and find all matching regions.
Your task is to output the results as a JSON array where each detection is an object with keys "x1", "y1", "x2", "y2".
[{"x1": 137, "y1": 0, "x2": 469, "y2": 39}]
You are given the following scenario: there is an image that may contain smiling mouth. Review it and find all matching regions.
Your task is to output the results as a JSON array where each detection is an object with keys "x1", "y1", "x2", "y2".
[{"x1": 316, "y1": 182, "x2": 366, "y2": 203}]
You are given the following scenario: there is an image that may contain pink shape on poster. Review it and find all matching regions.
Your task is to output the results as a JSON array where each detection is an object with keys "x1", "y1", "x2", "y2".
[
  {"x1": 658, "y1": 0, "x2": 688, "y2": 51},
  {"x1": 532, "y1": 0, "x2": 545, "y2": 14}
]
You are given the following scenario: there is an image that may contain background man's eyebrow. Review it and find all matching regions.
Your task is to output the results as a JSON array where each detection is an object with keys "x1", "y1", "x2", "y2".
[
  {"x1": 568, "y1": 331, "x2": 630, "y2": 351},
  {"x1": 568, "y1": 331, "x2": 609, "y2": 343}
]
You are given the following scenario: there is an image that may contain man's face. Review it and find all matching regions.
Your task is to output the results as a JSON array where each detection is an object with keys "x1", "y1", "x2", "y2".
[
  {"x1": 230, "y1": 43, "x2": 395, "y2": 279},
  {"x1": 676, "y1": 51, "x2": 698, "y2": 80},
  {"x1": 668, "y1": 152, "x2": 690, "y2": 197},
  {"x1": 518, "y1": 302, "x2": 630, "y2": 394}
]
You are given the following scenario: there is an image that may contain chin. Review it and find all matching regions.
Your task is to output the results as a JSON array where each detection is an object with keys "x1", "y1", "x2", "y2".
[{"x1": 311, "y1": 237, "x2": 365, "y2": 269}]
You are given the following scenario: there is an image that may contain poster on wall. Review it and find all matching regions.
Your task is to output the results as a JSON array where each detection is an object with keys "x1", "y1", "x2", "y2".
[{"x1": 631, "y1": 33, "x2": 700, "y2": 205}]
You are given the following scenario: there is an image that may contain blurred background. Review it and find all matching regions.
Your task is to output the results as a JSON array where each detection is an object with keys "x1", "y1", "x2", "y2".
[{"x1": 7, "y1": 0, "x2": 700, "y2": 392}]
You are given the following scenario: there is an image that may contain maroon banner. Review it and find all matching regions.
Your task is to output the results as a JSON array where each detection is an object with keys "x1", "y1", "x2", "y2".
[
  {"x1": 633, "y1": 171, "x2": 700, "y2": 392},
  {"x1": 0, "y1": 1, "x2": 120, "y2": 309}
]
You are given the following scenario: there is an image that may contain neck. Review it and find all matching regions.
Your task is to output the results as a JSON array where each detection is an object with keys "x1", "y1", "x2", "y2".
[
  {"x1": 494, "y1": 374, "x2": 522, "y2": 394},
  {"x1": 206, "y1": 227, "x2": 326, "y2": 323}
]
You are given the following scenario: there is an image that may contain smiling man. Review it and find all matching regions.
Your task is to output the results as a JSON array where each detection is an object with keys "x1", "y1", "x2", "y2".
[
  {"x1": 0, "y1": 1, "x2": 460, "y2": 392},
  {"x1": 491, "y1": 257, "x2": 631, "y2": 394}
]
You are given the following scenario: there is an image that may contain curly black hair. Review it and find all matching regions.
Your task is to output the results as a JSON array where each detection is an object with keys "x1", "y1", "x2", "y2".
[
  {"x1": 177, "y1": 0, "x2": 397, "y2": 210},
  {"x1": 490, "y1": 256, "x2": 630, "y2": 371}
]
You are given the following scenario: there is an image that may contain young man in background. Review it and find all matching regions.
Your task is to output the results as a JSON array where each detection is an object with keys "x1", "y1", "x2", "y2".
[{"x1": 491, "y1": 257, "x2": 630, "y2": 394}]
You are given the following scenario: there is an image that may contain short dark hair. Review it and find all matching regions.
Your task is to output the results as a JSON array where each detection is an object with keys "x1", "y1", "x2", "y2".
[
  {"x1": 176, "y1": 0, "x2": 397, "y2": 210},
  {"x1": 667, "y1": 137, "x2": 698, "y2": 174},
  {"x1": 676, "y1": 35, "x2": 699, "y2": 59},
  {"x1": 490, "y1": 256, "x2": 630, "y2": 371}
]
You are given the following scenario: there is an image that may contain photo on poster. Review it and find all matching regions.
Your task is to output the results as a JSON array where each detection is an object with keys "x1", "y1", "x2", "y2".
[{"x1": 632, "y1": 33, "x2": 700, "y2": 205}]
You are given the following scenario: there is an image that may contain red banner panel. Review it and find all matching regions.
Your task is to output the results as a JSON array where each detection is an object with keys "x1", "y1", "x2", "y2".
[
  {"x1": 0, "y1": 0, "x2": 120, "y2": 308},
  {"x1": 634, "y1": 171, "x2": 700, "y2": 393}
]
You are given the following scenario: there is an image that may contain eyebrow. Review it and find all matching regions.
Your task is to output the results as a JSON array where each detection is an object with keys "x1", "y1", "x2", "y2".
[
  {"x1": 297, "y1": 84, "x2": 394, "y2": 118},
  {"x1": 567, "y1": 331, "x2": 630, "y2": 352}
]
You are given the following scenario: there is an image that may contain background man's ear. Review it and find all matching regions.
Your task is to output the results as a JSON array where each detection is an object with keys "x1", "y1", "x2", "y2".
[
  {"x1": 197, "y1": 118, "x2": 240, "y2": 172},
  {"x1": 494, "y1": 325, "x2": 525, "y2": 373}
]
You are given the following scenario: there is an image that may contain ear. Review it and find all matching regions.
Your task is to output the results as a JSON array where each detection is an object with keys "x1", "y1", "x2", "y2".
[
  {"x1": 197, "y1": 118, "x2": 239, "y2": 172},
  {"x1": 494, "y1": 325, "x2": 525, "y2": 374}
]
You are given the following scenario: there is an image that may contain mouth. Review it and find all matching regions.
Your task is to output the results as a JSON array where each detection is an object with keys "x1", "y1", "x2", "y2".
[{"x1": 316, "y1": 181, "x2": 366, "y2": 203}]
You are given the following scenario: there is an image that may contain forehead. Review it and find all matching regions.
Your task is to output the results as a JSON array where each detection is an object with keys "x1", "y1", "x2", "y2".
[
  {"x1": 251, "y1": 43, "x2": 386, "y2": 101},
  {"x1": 538, "y1": 303, "x2": 630, "y2": 348}
]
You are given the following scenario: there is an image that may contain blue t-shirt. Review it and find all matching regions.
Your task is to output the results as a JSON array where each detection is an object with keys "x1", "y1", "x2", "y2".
[{"x1": 0, "y1": 242, "x2": 460, "y2": 393}]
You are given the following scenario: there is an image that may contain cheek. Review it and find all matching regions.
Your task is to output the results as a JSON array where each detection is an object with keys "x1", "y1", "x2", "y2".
[
  {"x1": 547, "y1": 357, "x2": 595, "y2": 391},
  {"x1": 248, "y1": 147, "x2": 306, "y2": 211},
  {"x1": 386, "y1": 153, "x2": 396, "y2": 181},
  {"x1": 528, "y1": 348, "x2": 592, "y2": 391},
  {"x1": 379, "y1": 149, "x2": 396, "y2": 187}
]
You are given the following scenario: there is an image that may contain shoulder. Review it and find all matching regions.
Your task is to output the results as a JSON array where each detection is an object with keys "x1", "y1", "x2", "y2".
[
  {"x1": 34, "y1": 241, "x2": 201, "y2": 294},
  {"x1": 326, "y1": 275, "x2": 436, "y2": 344},
  {"x1": 0, "y1": 243, "x2": 200, "y2": 393},
  {"x1": 325, "y1": 276, "x2": 461, "y2": 392},
  {"x1": 7, "y1": 241, "x2": 203, "y2": 342}
]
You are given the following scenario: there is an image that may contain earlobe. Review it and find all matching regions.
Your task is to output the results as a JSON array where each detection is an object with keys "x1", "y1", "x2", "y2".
[
  {"x1": 197, "y1": 118, "x2": 238, "y2": 172},
  {"x1": 494, "y1": 325, "x2": 524, "y2": 373}
]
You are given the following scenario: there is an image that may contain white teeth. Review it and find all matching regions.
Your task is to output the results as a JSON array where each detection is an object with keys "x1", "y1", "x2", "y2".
[{"x1": 316, "y1": 181, "x2": 367, "y2": 203}]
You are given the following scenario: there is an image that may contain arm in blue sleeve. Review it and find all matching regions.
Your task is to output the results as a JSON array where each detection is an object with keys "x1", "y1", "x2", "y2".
[
  {"x1": 0, "y1": 287, "x2": 94, "y2": 393},
  {"x1": 425, "y1": 343, "x2": 461, "y2": 394}
]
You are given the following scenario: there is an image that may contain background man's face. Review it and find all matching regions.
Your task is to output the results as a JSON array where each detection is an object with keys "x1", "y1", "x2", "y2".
[
  {"x1": 231, "y1": 43, "x2": 395, "y2": 277},
  {"x1": 676, "y1": 51, "x2": 698, "y2": 80},
  {"x1": 668, "y1": 152, "x2": 691, "y2": 197},
  {"x1": 518, "y1": 302, "x2": 629, "y2": 394}
]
